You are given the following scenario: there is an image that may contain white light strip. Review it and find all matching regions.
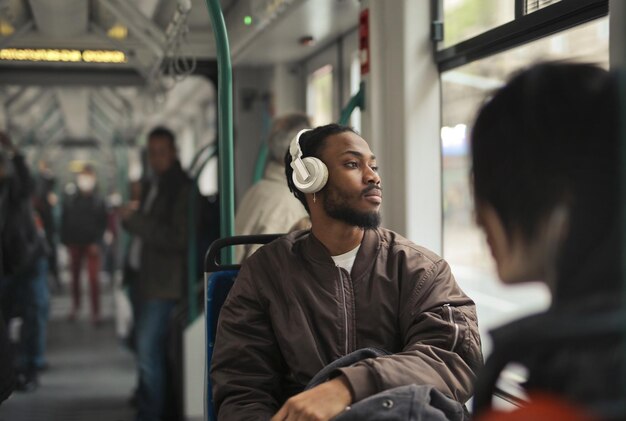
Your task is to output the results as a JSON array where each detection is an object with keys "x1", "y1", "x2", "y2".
[{"x1": 0, "y1": 48, "x2": 126, "y2": 63}]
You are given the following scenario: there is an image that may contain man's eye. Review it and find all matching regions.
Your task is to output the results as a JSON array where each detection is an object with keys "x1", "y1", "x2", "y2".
[{"x1": 371, "y1": 166, "x2": 379, "y2": 172}]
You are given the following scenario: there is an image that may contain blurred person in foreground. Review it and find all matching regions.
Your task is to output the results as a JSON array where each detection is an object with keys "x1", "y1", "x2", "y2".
[
  {"x1": 120, "y1": 126, "x2": 191, "y2": 421},
  {"x1": 471, "y1": 63, "x2": 623, "y2": 419},
  {"x1": 211, "y1": 124, "x2": 482, "y2": 420},
  {"x1": 0, "y1": 134, "x2": 16, "y2": 401},
  {"x1": 0, "y1": 132, "x2": 48, "y2": 391},
  {"x1": 235, "y1": 113, "x2": 311, "y2": 262},
  {"x1": 61, "y1": 164, "x2": 107, "y2": 324}
]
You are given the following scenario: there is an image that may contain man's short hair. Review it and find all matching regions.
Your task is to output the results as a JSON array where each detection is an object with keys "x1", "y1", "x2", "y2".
[
  {"x1": 148, "y1": 126, "x2": 176, "y2": 148},
  {"x1": 284, "y1": 123, "x2": 356, "y2": 213},
  {"x1": 268, "y1": 113, "x2": 311, "y2": 164},
  {"x1": 471, "y1": 62, "x2": 619, "y2": 297}
]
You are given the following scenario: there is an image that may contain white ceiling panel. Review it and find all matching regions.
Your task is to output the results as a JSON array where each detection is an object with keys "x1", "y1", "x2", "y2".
[{"x1": 28, "y1": 0, "x2": 88, "y2": 37}]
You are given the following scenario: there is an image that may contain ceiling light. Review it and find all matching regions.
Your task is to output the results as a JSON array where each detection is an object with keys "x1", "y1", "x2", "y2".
[
  {"x1": 107, "y1": 24, "x2": 128, "y2": 40},
  {"x1": 0, "y1": 20, "x2": 14, "y2": 36}
]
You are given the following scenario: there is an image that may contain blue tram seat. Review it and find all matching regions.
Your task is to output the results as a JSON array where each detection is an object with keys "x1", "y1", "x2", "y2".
[{"x1": 204, "y1": 234, "x2": 283, "y2": 421}]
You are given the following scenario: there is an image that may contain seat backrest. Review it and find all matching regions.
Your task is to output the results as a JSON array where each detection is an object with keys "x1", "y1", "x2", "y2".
[
  {"x1": 205, "y1": 270, "x2": 238, "y2": 421},
  {"x1": 203, "y1": 234, "x2": 284, "y2": 421}
]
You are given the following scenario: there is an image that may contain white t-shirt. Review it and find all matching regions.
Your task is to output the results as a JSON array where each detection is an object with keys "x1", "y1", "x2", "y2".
[{"x1": 331, "y1": 245, "x2": 361, "y2": 274}]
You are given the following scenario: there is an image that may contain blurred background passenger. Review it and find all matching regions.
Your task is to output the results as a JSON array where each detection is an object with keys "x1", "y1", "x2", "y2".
[
  {"x1": 471, "y1": 63, "x2": 622, "y2": 414},
  {"x1": 0, "y1": 136, "x2": 16, "y2": 403},
  {"x1": 120, "y1": 126, "x2": 191, "y2": 421},
  {"x1": 235, "y1": 113, "x2": 311, "y2": 261},
  {"x1": 33, "y1": 160, "x2": 60, "y2": 292},
  {"x1": 0, "y1": 132, "x2": 48, "y2": 391},
  {"x1": 61, "y1": 164, "x2": 107, "y2": 325}
]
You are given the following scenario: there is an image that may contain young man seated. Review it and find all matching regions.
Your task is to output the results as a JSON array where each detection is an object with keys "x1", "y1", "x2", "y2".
[
  {"x1": 211, "y1": 124, "x2": 483, "y2": 421},
  {"x1": 471, "y1": 62, "x2": 623, "y2": 417}
]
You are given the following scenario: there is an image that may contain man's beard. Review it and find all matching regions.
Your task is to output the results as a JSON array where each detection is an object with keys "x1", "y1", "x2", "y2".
[{"x1": 323, "y1": 184, "x2": 381, "y2": 229}]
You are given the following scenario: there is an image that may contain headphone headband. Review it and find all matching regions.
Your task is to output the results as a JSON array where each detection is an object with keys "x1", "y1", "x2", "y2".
[
  {"x1": 288, "y1": 128, "x2": 329, "y2": 194},
  {"x1": 289, "y1": 129, "x2": 313, "y2": 181}
]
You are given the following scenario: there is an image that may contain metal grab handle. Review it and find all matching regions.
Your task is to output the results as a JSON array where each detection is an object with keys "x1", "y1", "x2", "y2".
[{"x1": 204, "y1": 234, "x2": 284, "y2": 272}]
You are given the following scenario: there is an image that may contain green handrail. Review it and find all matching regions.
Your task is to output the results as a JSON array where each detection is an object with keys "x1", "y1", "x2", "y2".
[
  {"x1": 187, "y1": 146, "x2": 218, "y2": 324},
  {"x1": 619, "y1": 67, "x2": 626, "y2": 396},
  {"x1": 205, "y1": 0, "x2": 235, "y2": 265},
  {"x1": 339, "y1": 81, "x2": 365, "y2": 126}
]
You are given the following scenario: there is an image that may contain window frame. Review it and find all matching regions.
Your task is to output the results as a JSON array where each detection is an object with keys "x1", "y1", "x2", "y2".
[{"x1": 436, "y1": 0, "x2": 608, "y2": 71}]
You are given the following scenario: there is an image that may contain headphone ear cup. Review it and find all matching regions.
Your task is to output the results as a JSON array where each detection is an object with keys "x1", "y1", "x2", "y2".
[{"x1": 292, "y1": 157, "x2": 328, "y2": 194}]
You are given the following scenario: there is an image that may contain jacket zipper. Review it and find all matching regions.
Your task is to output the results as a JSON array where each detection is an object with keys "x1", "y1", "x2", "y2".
[
  {"x1": 444, "y1": 304, "x2": 459, "y2": 351},
  {"x1": 337, "y1": 268, "x2": 349, "y2": 355}
]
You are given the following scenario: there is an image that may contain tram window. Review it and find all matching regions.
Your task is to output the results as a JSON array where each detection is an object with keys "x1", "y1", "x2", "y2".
[
  {"x1": 198, "y1": 155, "x2": 218, "y2": 196},
  {"x1": 525, "y1": 0, "x2": 562, "y2": 14},
  {"x1": 442, "y1": 0, "x2": 514, "y2": 48},
  {"x1": 306, "y1": 64, "x2": 334, "y2": 126},
  {"x1": 349, "y1": 51, "x2": 362, "y2": 133},
  {"x1": 179, "y1": 126, "x2": 195, "y2": 169},
  {"x1": 440, "y1": 17, "x2": 608, "y2": 352}
]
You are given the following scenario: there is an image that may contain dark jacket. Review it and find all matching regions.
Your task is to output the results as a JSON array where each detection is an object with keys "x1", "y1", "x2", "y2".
[
  {"x1": 487, "y1": 293, "x2": 623, "y2": 412},
  {"x1": 122, "y1": 162, "x2": 191, "y2": 300},
  {"x1": 211, "y1": 228, "x2": 483, "y2": 420},
  {"x1": 1, "y1": 154, "x2": 45, "y2": 278},
  {"x1": 307, "y1": 348, "x2": 465, "y2": 421},
  {"x1": 60, "y1": 191, "x2": 107, "y2": 245},
  {"x1": 0, "y1": 312, "x2": 14, "y2": 405}
]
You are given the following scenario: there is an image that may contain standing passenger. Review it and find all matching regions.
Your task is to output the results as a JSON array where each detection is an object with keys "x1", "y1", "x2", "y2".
[
  {"x1": 61, "y1": 165, "x2": 107, "y2": 324},
  {"x1": 211, "y1": 124, "x2": 482, "y2": 420},
  {"x1": 235, "y1": 113, "x2": 311, "y2": 261},
  {"x1": 120, "y1": 127, "x2": 191, "y2": 421}
]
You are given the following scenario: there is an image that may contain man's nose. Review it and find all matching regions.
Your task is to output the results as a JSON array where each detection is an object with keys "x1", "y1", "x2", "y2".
[{"x1": 364, "y1": 166, "x2": 381, "y2": 185}]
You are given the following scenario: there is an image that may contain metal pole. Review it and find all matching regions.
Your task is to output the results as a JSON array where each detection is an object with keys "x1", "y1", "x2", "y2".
[{"x1": 205, "y1": 0, "x2": 235, "y2": 265}]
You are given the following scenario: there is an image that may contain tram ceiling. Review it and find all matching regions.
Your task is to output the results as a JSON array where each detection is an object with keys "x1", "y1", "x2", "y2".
[{"x1": 0, "y1": 0, "x2": 361, "y2": 147}]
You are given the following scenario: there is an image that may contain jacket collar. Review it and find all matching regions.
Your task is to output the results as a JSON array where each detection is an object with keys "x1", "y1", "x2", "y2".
[{"x1": 302, "y1": 228, "x2": 382, "y2": 280}]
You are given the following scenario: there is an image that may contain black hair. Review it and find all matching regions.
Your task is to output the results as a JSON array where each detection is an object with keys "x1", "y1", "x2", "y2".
[
  {"x1": 148, "y1": 126, "x2": 176, "y2": 148},
  {"x1": 471, "y1": 62, "x2": 620, "y2": 300},
  {"x1": 284, "y1": 123, "x2": 356, "y2": 213}
]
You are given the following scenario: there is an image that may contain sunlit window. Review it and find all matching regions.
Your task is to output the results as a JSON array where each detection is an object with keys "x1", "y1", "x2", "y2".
[
  {"x1": 525, "y1": 0, "x2": 562, "y2": 14},
  {"x1": 350, "y1": 52, "x2": 362, "y2": 133},
  {"x1": 306, "y1": 64, "x2": 334, "y2": 127},
  {"x1": 442, "y1": 0, "x2": 514, "y2": 48},
  {"x1": 441, "y1": 17, "x2": 609, "y2": 349}
]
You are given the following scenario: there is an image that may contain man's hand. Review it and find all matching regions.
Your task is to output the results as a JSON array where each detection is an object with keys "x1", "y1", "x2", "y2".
[
  {"x1": 118, "y1": 201, "x2": 139, "y2": 221},
  {"x1": 271, "y1": 376, "x2": 352, "y2": 421}
]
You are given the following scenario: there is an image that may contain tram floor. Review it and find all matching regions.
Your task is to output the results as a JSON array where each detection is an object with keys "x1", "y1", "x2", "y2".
[{"x1": 0, "y1": 274, "x2": 136, "y2": 421}]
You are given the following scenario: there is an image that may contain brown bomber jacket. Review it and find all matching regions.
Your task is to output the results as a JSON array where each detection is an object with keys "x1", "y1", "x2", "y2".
[{"x1": 211, "y1": 228, "x2": 483, "y2": 420}]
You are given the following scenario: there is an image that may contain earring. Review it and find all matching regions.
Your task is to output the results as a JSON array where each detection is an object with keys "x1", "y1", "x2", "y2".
[{"x1": 313, "y1": 192, "x2": 316, "y2": 203}]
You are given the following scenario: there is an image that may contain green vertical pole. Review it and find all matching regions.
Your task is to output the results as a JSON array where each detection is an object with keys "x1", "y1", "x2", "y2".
[
  {"x1": 339, "y1": 81, "x2": 365, "y2": 126},
  {"x1": 205, "y1": 0, "x2": 235, "y2": 265},
  {"x1": 619, "y1": 67, "x2": 626, "y2": 396},
  {"x1": 187, "y1": 181, "x2": 199, "y2": 324}
]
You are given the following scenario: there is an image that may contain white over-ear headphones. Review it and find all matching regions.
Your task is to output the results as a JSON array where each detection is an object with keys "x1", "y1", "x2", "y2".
[{"x1": 289, "y1": 129, "x2": 328, "y2": 194}]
